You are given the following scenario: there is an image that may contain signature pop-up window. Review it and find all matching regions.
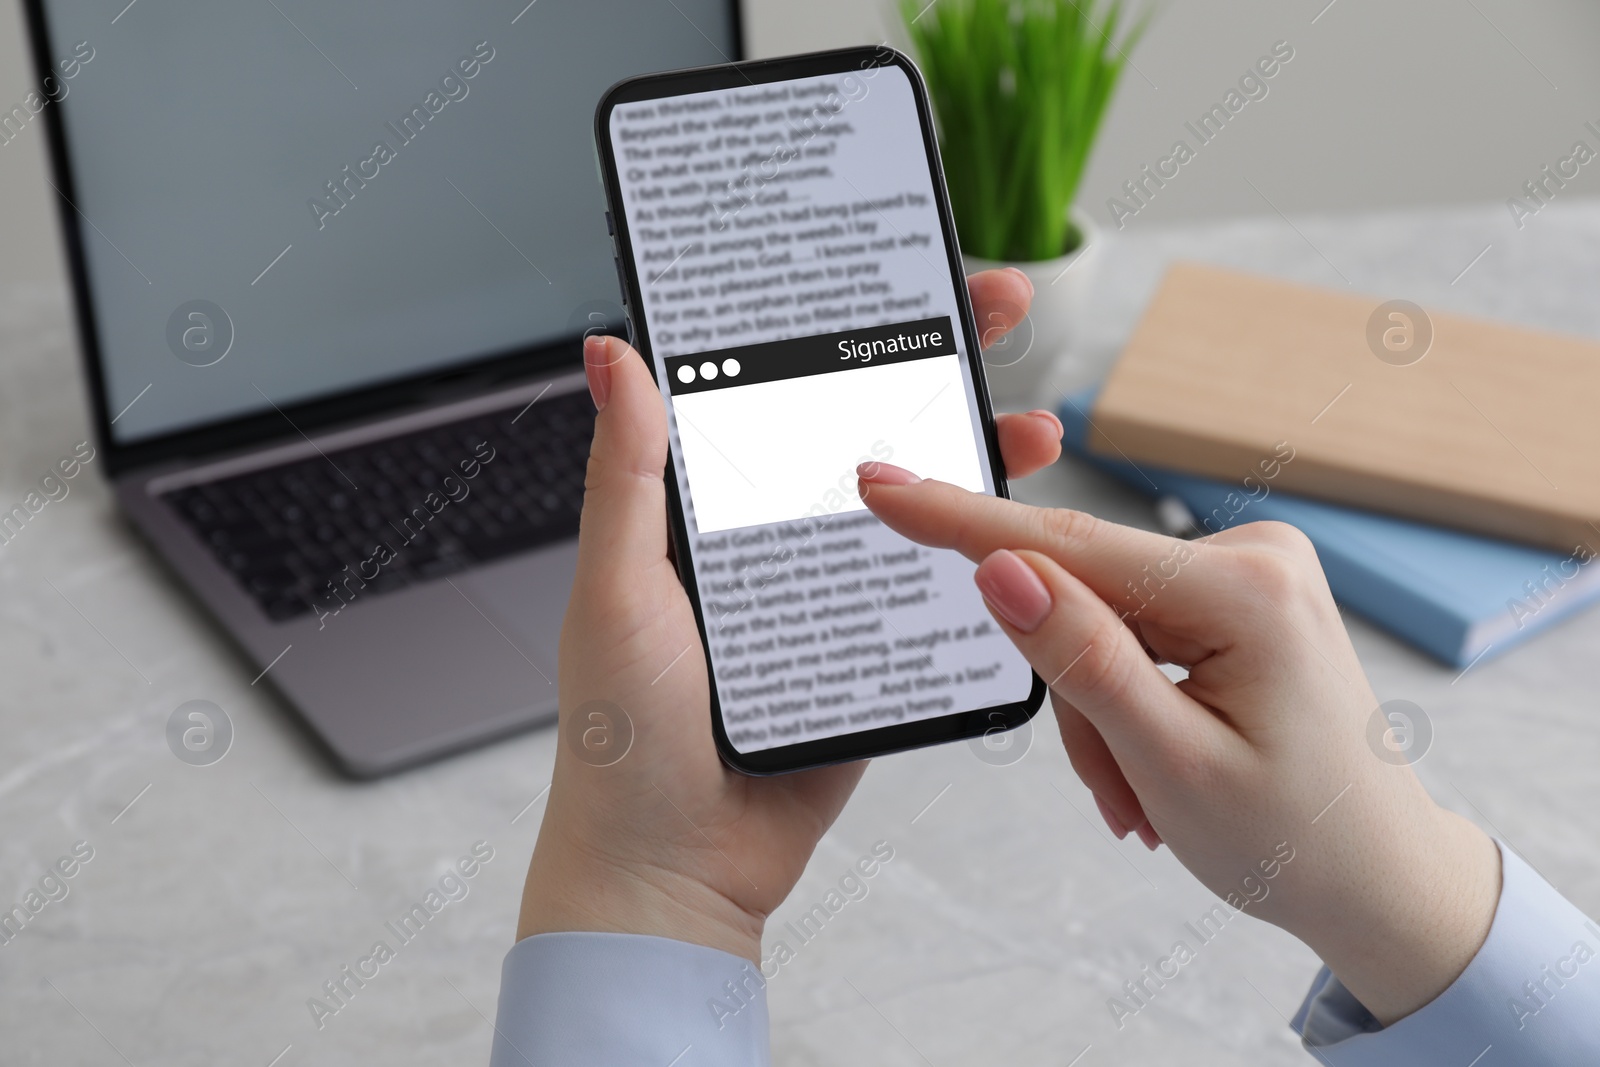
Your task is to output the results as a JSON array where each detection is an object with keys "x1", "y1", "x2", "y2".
[{"x1": 665, "y1": 316, "x2": 987, "y2": 534}]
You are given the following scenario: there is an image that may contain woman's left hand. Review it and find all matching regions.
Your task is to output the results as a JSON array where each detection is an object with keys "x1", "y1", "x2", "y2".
[{"x1": 518, "y1": 269, "x2": 1062, "y2": 963}]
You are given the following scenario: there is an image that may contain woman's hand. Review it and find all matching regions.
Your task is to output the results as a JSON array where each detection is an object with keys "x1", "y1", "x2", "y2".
[
  {"x1": 518, "y1": 269, "x2": 1062, "y2": 964},
  {"x1": 856, "y1": 468, "x2": 1501, "y2": 1026}
]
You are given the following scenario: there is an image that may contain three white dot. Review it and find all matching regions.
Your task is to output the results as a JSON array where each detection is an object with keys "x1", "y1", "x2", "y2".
[{"x1": 677, "y1": 358, "x2": 741, "y2": 383}]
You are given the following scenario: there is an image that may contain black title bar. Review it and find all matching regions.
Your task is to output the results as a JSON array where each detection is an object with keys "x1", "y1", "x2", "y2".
[{"x1": 664, "y1": 316, "x2": 958, "y2": 396}]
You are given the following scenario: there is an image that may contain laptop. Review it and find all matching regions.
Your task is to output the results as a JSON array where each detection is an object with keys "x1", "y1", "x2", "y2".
[{"x1": 23, "y1": 0, "x2": 742, "y2": 777}]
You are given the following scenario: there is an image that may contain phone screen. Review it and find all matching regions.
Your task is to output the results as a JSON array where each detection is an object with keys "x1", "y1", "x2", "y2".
[{"x1": 602, "y1": 53, "x2": 1038, "y2": 765}]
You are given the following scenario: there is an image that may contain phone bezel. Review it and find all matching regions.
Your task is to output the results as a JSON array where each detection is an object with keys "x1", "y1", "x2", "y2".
[{"x1": 594, "y1": 45, "x2": 1046, "y2": 775}]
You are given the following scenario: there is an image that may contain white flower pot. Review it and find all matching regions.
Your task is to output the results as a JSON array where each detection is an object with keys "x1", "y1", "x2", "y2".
[{"x1": 962, "y1": 206, "x2": 1099, "y2": 406}]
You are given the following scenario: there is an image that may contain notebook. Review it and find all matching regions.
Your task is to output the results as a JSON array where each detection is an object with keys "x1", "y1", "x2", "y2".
[
  {"x1": 1089, "y1": 263, "x2": 1600, "y2": 553},
  {"x1": 1059, "y1": 389, "x2": 1600, "y2": 668}
]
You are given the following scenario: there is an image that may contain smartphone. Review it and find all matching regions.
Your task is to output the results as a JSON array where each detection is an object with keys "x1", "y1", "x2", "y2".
[{"x1": 594, "y1": 45, "x2": 1046, "y2": 773}]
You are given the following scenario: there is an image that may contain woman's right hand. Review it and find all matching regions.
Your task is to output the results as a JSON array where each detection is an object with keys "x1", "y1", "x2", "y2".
[{"x1": 857, "y1": 465, "x2": 1501, "y2": 1026}]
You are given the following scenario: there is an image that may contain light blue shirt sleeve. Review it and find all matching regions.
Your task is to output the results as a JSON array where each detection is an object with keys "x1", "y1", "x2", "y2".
[
  {"x1": 1293, "y1": 841, "x2": 1600, "y2": 1064},
  {"x1": 488, "y1": 931, "x2": 771, "y2": 1067}
]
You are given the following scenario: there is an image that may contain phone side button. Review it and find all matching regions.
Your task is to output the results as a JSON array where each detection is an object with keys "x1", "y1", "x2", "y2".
[
  {"x1": 614, "y1": 256, "x2": 628, "y2": 304},
  {"x1": 604, "y1": 210, "x2": 615, "y2": 236}
]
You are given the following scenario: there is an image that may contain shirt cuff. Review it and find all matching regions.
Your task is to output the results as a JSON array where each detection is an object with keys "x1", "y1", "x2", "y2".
[
  {"x1": 488, "y1": 931, "x2": 770, "y2": 1067},
  {"x1": 1292, "y1": 841, "x2": 1600, "y2": 1065}
]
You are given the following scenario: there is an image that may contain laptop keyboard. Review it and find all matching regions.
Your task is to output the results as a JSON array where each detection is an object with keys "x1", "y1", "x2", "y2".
[{"x1": 162, "y1": 387, "x2": 595, "y2": 622}]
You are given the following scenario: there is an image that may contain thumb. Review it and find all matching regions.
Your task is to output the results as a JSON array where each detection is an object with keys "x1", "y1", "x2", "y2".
[{"x1": 574, "y1": 335, "x2": 670, "y2": 579}]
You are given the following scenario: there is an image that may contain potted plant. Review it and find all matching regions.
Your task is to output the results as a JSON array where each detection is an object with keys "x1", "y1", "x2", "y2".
[{"x1": 902, "y1": 0, "x2": 1147, "y2": 400}]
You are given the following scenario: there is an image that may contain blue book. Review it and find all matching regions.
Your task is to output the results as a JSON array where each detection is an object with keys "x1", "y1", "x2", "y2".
[{"x1": 1058, "y1": 388, "x2": 1600, "y2": 668}]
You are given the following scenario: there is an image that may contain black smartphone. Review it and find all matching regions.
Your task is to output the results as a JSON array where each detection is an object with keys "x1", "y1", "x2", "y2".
[{"x1": 594, "y1": 45, "x2": 1046, "y2": 774}]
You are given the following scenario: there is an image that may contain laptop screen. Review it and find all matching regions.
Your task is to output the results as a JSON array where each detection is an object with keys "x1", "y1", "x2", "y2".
[{"x1": 32, "y1": 0, "x2": 737, "y2": 445}]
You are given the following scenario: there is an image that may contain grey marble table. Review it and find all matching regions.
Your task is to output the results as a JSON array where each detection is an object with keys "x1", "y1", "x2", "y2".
[{"x1": 4, "y1": 198, "x2": 1599, "y2": 1067}]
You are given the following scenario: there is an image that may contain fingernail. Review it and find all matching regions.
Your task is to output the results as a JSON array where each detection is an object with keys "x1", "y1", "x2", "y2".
[
  {"x1": 1004, "y1": 266, "x2": 1035, "y2": 299},
  {"x1": 974, "y1": 549, "x2": 1052, "y2": 633},
  {"x1": 1135, "y1": 820, "x2": 1162, "y2": 851},
  {"x1": 1095, "y1": 795, "x2": 1130, "y2": 840},
  {"x1": 1028, "y1": 409, "x2": 1064, "y2": 438},
  {"x1": 857, "y1": 461, "x2": 920, "y2": 486},
  {"x1": 583, "y1": 335, "x2": 611, "y2": 411}
]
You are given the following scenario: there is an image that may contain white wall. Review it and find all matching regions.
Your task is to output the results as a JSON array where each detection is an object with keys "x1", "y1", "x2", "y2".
[
  {"x1": 0, "y1": 0, "x2": 65, "y2": 286},
  {"x1": 745, "y1": 0, "x2": 1600, "y2": 238},
  {"x1": 4, "y1": 0, "x2": 1599, "y2": 286}
]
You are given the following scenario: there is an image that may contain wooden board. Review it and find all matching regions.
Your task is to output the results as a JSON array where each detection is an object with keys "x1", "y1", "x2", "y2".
[{"x1": 1090, "y1": 262, "x2": 1600, "y2": 553}]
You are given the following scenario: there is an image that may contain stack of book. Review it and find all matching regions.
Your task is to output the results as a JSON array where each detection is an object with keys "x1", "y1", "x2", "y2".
[{"x1": 1057, "y1": 264, "x2": 1600, "y2": 668}]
